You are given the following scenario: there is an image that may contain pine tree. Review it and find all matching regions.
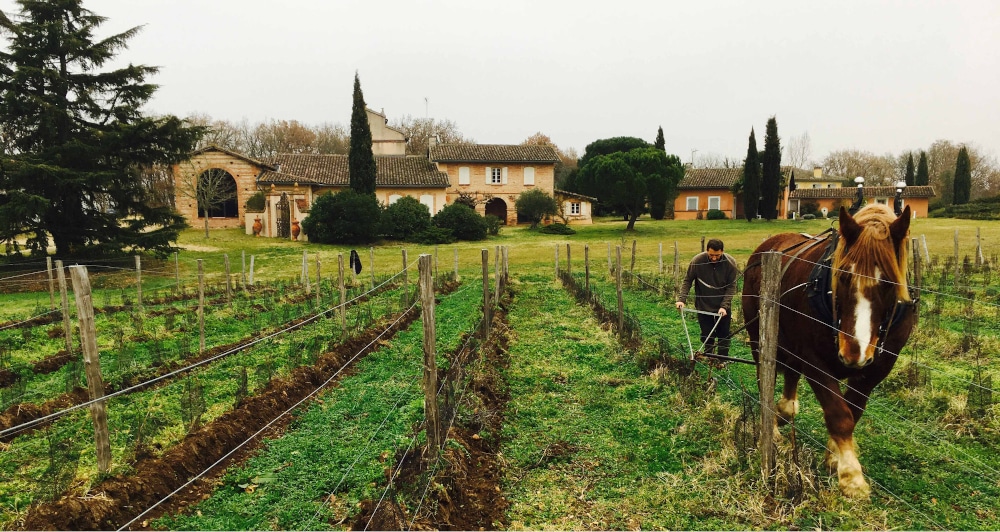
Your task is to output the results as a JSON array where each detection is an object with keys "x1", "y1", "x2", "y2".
[
  {"x1": 954, "y1": 147, "x2": 972, "y2": 205},
  {"x1": 0, "y1": 0, "x2": 202, "y2": 257},
  {"x1": 904, "y1": 152, "x2": 916, "y2": 186},
  {"x1": 742, "y1": 128, "x2": 761, "y2": 221},
  {"x1": 348, "y1": 72, "x2": 377, "y2": 195},
  {"x1": 916, "y1": 151, "x2": 929, "y2": 186},
  {"x1": 760, "y1": 116, "x2": 781, "y2": 220},
  {"x1": 654, "y1": 126, "x2": 665, "y2": 151}
]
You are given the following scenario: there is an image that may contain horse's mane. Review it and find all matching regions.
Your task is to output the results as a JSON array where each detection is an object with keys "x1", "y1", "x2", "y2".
[{"x1": 833, "y1": 204, "x2": 910, "y2": 301}]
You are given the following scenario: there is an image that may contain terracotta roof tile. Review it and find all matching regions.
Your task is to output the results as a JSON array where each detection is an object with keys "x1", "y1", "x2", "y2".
[
  {"x1": 257, "y1": 154, "x2": 449, "y2": 188},
  {"x1": 678, "y1": 167, "x2": 742, "y2": 189},
  {"x1": 790, "y1": 186, "x2": 936, "y2": 199},
  {"x1": 430, "y1": 144, "x2": 560, "y2": 163}
]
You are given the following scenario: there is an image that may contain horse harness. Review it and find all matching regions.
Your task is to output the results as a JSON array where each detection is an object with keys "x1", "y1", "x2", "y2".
[{"x1": 744, "y1": 228, "x2": 916, "y2": 357}]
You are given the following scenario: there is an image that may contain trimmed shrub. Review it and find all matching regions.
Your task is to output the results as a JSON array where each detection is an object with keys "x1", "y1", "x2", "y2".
[
  {"x1": 705, "y1": 209, "x2": 727, "y2": 220},
  {"x1": 539, "y1": 223, "x2": 576, "y2": 235},
  {"x1": 433, "y1": 203, "x2": 488, "y2": 241},
  {"x1": 244, "y1": 191, "x2": 266, "y2": 212},
  {"x1": 484, "y1": 214, "x2": 503, "y2": 236},
  {"x1": 380, "y1": 196, "x2": 431, "y2": 241},
  {"x1": 802, "y1": 214, "x2": 816, "y2": 220},
  {"x1": 413, "y1": 226, "x2": 456, "y2": 244},
  {"x1": 301, "y1": 190, "x2": 381, "y2": 244}
]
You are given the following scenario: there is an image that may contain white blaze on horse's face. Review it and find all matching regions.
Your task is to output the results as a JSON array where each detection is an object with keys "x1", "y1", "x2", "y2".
[{"x1": 836, "y1": 266, "x2": 882, "y2": 369}]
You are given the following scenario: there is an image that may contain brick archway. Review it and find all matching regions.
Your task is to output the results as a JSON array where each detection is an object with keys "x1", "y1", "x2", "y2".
[{"x1": 485, "y1": 197, "x2": 508, "y2": 224}]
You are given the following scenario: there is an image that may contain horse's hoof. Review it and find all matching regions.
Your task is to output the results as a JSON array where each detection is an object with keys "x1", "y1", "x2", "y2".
[
  {"x1": 776, "y1": 398, "x2": 799, "y2": 426},
  {"x1": 824, "y1": 449, "x2": 838, "y2": 473},
  {"x1": 838, "y1": 474, "x2": 871, "y2": 498}
]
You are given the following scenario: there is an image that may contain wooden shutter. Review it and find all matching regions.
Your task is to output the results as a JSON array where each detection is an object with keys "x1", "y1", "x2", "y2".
[
  {"x1": 485, "y1": 166, "x2": 492, "y2": 185},
  {"x1": 459, "y1": 166, "x2": 470, "y2": 185},
  {"x1": 501, "y1": 167, "x2": 508, "y2": 185},
  {"x1": 524, "y1": 166, "x2": 535, "y2": 185}
]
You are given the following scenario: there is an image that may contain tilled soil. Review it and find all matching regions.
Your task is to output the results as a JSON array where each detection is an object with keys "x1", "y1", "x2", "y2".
[
  {"x1": 20, "y1": 304, "x2": 421, "y2": 531},
  {"x1": 352, "y1": 291, "x2": 513, "y2": 531}
]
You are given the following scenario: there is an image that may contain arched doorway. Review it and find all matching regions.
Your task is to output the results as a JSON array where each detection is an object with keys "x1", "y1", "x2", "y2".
[
  {"x1": 197, "y1": 169, "x2": 238, "y2": 218},
  {"x1": 485, "y1": 197, "x2": 508, "y2": 224}
]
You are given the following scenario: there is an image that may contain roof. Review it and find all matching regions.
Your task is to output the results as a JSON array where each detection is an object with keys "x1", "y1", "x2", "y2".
[
  {"x1": 188, "y1": 145, "x2": 275, "y2": 170},
  {"x1": 678, "y1": 167, "x2": 742, "y2": 189},
  {"x1": 257, "y1": 154, "x2": 449, "y2": 188},
  {"x1": 790, "y1": 186, "x2": 936, "y2": 199},
  {"x1": 429, "y1": 144, "x2": 560, "y2": 164},
  {"x1": 554, "y1": 189, "x2": 598, "y2": 202},
  {"x1": 783, "y1": 166, "x2": 845, "y2": 182}
]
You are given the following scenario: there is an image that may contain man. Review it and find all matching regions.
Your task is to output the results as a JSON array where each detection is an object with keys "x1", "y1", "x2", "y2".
[{"x1": 675, "y1": 239, "x2": 739, "y2": 358}]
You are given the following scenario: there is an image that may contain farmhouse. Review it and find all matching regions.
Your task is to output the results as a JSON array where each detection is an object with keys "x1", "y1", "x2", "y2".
[
  {"x1": 173, "y1": 108, "x2": 592, "y2": 239},
  {"x1": 672, "y1": 165, "x2": 933, "y2": 219}
]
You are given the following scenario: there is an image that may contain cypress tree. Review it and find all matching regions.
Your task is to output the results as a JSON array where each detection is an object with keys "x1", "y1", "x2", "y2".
[
  {"x1": 654, "y1": 126, "x2": 665, "y2": 151},
  {"x1": 742, "y1": 128, "x2": 761, "y2": 221},
  {"x1": 0, "y1": 0, "x2": 201, "y2": 257},
  {"x1": 349, "y1": 72, "x2": 377, "y2": 195},
  {"x1": 916, "y1": 151, "x2": 929, "y2": 186},
  {"x1": 954, "y1": 147, "x2": 972, "y2": 205},
  {"x1": 904, "y1": 152, "x2": 915, "y2": 186},
  {"x1": 760, "y1": 116, "x2": 781, "y2": 220}
]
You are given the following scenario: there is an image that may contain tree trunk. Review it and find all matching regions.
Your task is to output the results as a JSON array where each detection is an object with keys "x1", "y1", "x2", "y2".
[
  {"x1": 626, "y1": 211, "x2": 640, "y2": 231},
  {"x1": 203, "y1": 208, "x2": 209, "y2": 238}
]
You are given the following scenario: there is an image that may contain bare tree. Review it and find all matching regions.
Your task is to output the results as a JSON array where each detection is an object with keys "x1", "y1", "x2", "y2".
[
  {"x1": 390, "y1": 115, "x2": 473, "y2": 155},
  {"x1": 314, "y1": 122, "x2": 349, "y2": 154},
  {"x1": 696, "y1": 152, "x2": 738, "y2": 168},
  {"x1": 786, "y1": 132, "x2": 812, "y2": 169},
  {"x1": 822, "y1": 149, "x2": 897, "y2": 185},
  {"x1": 178, "y1": 168, "x2": 238, "y2": 238}
]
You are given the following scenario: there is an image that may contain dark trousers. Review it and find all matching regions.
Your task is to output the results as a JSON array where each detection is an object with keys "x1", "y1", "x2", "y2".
[{"x1": 697, "y1": 313, "x2": 731, "y2": 357}]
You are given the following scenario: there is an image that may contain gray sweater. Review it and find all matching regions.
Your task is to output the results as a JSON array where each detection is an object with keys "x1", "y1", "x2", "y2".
[{"x1": 678, "y1": 252, "x2": 739, "y2": 313}]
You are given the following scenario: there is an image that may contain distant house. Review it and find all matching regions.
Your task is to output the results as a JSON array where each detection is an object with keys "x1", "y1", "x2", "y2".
[
  {"x1": 172, "y1": 107, "x2": 593, "y2": 239},
  {"x1": 790, "y1": 185, "x2": 936, "y2": 218}
]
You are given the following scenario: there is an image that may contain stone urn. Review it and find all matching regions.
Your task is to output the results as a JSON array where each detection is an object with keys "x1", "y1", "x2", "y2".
[
  {"x1": 291, "y1": 219, "x2": 301, "y2": 241},
  {"x1": 252, "y1": 216, "x2": 263, "y2": 237}
]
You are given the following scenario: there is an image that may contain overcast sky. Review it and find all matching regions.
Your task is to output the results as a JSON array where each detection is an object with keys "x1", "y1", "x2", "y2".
[{"x1": 4, "y1": 0, "x2": 998, "y2": 164}]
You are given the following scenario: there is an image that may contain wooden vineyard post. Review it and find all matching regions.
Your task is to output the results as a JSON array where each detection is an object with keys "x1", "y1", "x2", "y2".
[
  {"x1": 659, "y1": 242, "x2": 663, "y2": 274},
  {"x1": 912, "y1": 237, "x2": 922, "y2": 315},
  {"x1": 566, "y1": 243, "x2": 571, "y2": 276},
  {"x1": 55, "y1": 260, "x2": 73, "y2": 356},
  {"x1": 585, "y1": 244, "x2": 590, "y2": 293},
  {"x1": 338, "y1": 254, "x2": 347, "y2": 335},
  {"x1": 316, "y1": 254, "x2": 322, "y2": 307},
  {"x1": 673, "y1": 241, "x2": 679, "y2": 275},
  {"x1": 616, "y1": 245, "x2": 623, "y2": 332},
  {"x1": 135, "y1": 255, "x2": 143, "y2": 313},
  {"x1": 920, "y1": 234, "x2": 930, "y2": 264},
  {"x1": 249, "y1": 255, "x2": 255, "y2": 286},
  {"x1": 454, "y1": 247, "x2": 459, "y2": 281},
  {"x1": 954, "y1": 229, "x2": 959, "y2": 285},
  {"x1": 68, "y1": 266, "x2": 111, "y2": 473},
  {"x1": 174, "y1": 252, "x2": 180, "y2": 293},
  {"x1": 494, "y1": 245, "x2": 500, "y2": 305},
  {"x1": 758, "y1": 251, "x2": 781, "y2": 485},
  {"x1": 502, "y1": 246, "x2": 509, "y2": 288},
  {"x1": 554, "y1": 244, "x2": 559, "y2": 280},
  {"x1": 223, "y1": 254, "x2": 231, "y2": 304},
  {"x1": 630, "y1": 239, "x2": 637, "y2": 275},
  {"x1": 482, "y1": 249, "x2": 490, "y2": 339},
  {"x1": 370, "y1": 247, "x2": 376, "y2": 289},
  {"x1": 434, "y1": 245, "x2": 439, "y2": 282},
  {"x1": 418, "y1": 254, "x2": 441, "y2": 460},
  {"x1": 607, "y1": 242, "x2": 612, "y2": 274},
  {"x1": 402, "y1": 249, "x2": 409, "y2": 305},
  {"x1": 47, "y1": 257, "x2": 55, "y2": 310},
  {"x1": 976, "y1": 227, "x2": 984, "y2": 267},
  {"x1": 241, "y1": 250, "x2": 247, "y2": 292},
  {"x1": 197, "y1": 260, "x2": 206, "y2": 353},
  {"x1": 302, "y1": 251, "x2": 310, "y2": 295}
]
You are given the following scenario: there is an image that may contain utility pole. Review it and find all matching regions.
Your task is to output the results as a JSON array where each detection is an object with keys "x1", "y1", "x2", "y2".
[{"x1": 690, "y1": 149, "x2": 698, "y2": 167}]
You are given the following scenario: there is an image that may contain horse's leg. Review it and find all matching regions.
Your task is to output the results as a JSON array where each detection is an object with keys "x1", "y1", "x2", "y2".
[
  {"x1": 776, "y1": 369, "x2": 800, "y2": 426},
  {"x1": 807, "y1": 375, "x2": 871, "y2": 498}
]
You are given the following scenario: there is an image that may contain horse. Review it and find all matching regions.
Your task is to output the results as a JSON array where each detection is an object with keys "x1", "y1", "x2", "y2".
[{"x1": 741, "y1": 204, "x2": 916, "y2": 497}]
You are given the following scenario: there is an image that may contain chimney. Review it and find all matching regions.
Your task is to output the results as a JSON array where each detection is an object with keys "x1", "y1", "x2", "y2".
[
  {"x1": 427, "y1": 134, "x2": 438, "y2": 157},
  {"x1": 813, "y1": 166, "x2": 822, "y2": 178}
]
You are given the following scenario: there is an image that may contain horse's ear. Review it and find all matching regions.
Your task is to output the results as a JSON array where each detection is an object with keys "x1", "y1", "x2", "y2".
[
  {"x1": 839, "y1": 206, "x2": 862, "y2": 244},
  {"x1": 890, "y1": 205, "x2": 911, "y2": 243}
]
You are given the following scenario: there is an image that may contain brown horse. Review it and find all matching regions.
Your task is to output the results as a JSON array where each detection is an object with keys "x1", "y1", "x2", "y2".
[{"x1": 742, "y1": 204, "x2": 916, "y2": 497}]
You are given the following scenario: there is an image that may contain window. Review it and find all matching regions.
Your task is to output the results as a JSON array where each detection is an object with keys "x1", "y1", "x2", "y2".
[
  {"x1": 708, "y1": 196, "x2": 721, "y2": 211},
  {"x1": 491, "y1": 167, "x2": 502, "y2": 184},
  {"x1": 827, "y1": 184, "x2": 835, "y2": 188},
  {"x1": 388, "y1": 194, "x2": 402, "y2": 205},
  {"x1": 686, "y1": 197, "x2": 698, "y2": 211},
  {"x1": 524, "y1": 167, "x2": 535, "y2": 186},
  {"x1": 875, "y1": 198, "x2": 888, "y2": 205},
  {"x1": 419, "y1": 195, "x2": 435, "y2": 212},
  {"x1": 812, "y1": 184, "x2": 820, "y2": 189},
  {"x1": 458, "y1": 167, "x2": 470, "y2": 185},
  {"x1": 570, "y1": 202, "x2": 581, "y2": 215}
]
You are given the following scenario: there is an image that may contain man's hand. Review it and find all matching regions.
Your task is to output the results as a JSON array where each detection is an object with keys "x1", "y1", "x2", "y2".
[
  {"x1": 718, "y1": 308, "x2": 727, "y2": 317},
  {"x1": 675, "y1": 301, "x2": 685, "y2": 311}
]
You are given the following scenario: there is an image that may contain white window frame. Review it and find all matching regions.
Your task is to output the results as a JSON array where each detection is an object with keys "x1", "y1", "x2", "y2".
[
  {"x1": 458, "y1": 166, "x2": 470, "y2": 186},
  {"x1": 707, "y1": 196, "x2": 721, "y2": 211},
  {"x1": 686, "y1": 196, "x2": 698, "y2": 211},
  {"x1": 875, "y1": 198, "x2": 888, "y2": 205},
  {"x1": 388, "y1": 194, "x2": 402, "y2": 205},
  {"x1": 491, "y1": 167, "x2": 502, "y2": 184},
  {"x1": 570, "y1": 202, "x2": 581, "y2": 215},
  {"x1": 524, "y1": 166, "x2": 535, "y2": 186}
]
